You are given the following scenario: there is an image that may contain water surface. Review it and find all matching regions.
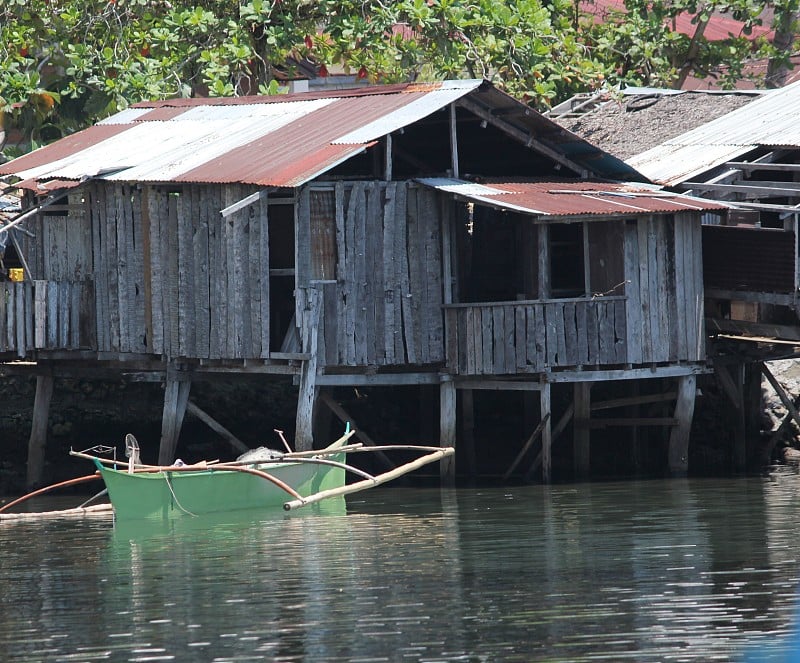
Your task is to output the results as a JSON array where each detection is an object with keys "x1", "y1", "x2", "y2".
[{"x1": 3, "y1": 469, "x2": 800, "y2": 661}]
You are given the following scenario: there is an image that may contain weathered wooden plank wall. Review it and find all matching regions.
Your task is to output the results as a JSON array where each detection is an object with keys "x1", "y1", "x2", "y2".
[
  {"x1": 298, "y1": 181, "x2": 444, "y2": 368},
  {"x1": 624, "y1": 214, "x2": 704, "y2": 365},
  {"x1": 445, "y1": 297, "x2": 627, "y2": 374},
  {"x1": 81, "y1": 182, "x2": 271, "y2": 359}
]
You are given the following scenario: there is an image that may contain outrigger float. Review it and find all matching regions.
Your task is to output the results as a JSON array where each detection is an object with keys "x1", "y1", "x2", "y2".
[{"x1": 0, "y1": 427, "x2": 454, "y2": 522}]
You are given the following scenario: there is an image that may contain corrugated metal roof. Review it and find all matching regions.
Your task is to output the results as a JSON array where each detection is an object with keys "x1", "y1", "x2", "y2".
[
  {"x1": 628, "y1": 79, "x2": 800, "y2": 185},
  {"x1": 0, "y1": 80, "x2": 644, "y2": 189},
  {"x1": 417, "y1": 178, "x2": 729, "y2": 218}
]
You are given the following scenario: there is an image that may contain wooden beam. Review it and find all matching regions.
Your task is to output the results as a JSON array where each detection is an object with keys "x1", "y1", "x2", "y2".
[
  {"x1": 503, "y1": 413, "x2": 551, "y2": 480},
  {"x1": 706, "y1": 317, "x2": 800, "y2": 341},
  {"x1": 760, "y1": 362, "x2": 800, "y2": 440},
  {"x1": 453, "y1": 378, "x2": 543, "y2": 391},
  {"x1": 449, "y1": 103, "x2": 459, "y2": 179},
  {"x1": 220, "y1": 189, "x2": 269, "y2": 218},
  {"x1": 186, "y1": 400, "x2": 249, "y2": 454},
  {"x1": 590, "y1": 391, "x2": 677, "y2": 411},
  {"x1": 525, "y1": 402, "x2": 574, "y2": 479},
  {"x1": 318, "y1": 391, "x2": 395, "y2": 470},
  {"x1": 316, "y1": 372, "x2": 441, "y2": 386},
  {"x1": 725, "y1": 161, "x2": 800, "y2": 172},
  {"x1": 26, "y1": 375, "x2": 54, "y2": 488},
  {"x1": 590, "y1": 417, "x2": 679, "y2": 428},
  {"x1": 544, "y1": 364, "x2": 710, "y2": 383},
  {"x1": 456, "y1": 97, "x2": 589, "y2": 177},
  {"x1": 295, "y1": 289, "x2": 321, "y2": 452},
  {"x1": 681, "y1": 182, "x2": 800, "y2": 198}
]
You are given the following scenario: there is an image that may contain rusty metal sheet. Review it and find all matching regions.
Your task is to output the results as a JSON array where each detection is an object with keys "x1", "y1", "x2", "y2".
[{"x1": 417, "y1": 178, "x2": 729, "y2": 218}]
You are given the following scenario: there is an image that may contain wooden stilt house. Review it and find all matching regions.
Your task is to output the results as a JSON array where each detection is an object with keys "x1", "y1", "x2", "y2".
[{"x1": 0, "y1": 80, "x2": 727, "y2": 487}]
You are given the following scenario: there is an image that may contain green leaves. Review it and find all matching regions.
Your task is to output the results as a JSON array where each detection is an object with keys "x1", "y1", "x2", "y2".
[{"x1": 0, "y1": 0, "x2": 792, "y2": 158}]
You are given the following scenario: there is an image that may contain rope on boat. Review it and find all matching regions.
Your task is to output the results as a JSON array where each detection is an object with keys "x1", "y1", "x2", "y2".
[{"x1": 163, "y1": 473, "x2": 198, "y2": 517}]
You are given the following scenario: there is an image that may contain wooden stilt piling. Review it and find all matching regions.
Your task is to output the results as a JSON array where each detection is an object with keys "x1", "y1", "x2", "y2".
[
  {"x1": 440, "y1": 376, "x2": 456, "y2": 484},
  {"x1": 573, "y1": 382, "x2": 591, "y2": 478},
  {"x1": 668, "y1": 374, "x2": 697, "y2": 476},
  {"x1": 26, "y1": 374, "x2": 54, "y2": 488},
  {"x1": 540, "y1": 382, "x2": 552, "y2": 483},
  {"x1": 158, "y1": 377, "x2": 191, "y2": 465}
]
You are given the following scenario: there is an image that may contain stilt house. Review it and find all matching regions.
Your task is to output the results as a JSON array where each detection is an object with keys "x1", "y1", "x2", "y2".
[
  {"x1": 0, "y1": 80, "x2": 727, "y2": 486},
  {"x1": 628, "y1": 80, "x2": 800, "y2": 467}
]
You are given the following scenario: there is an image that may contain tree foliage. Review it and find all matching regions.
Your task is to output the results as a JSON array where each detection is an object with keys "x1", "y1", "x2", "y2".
[{"x1": 0, "y1": 0, "x2": 795, "y2": 157}]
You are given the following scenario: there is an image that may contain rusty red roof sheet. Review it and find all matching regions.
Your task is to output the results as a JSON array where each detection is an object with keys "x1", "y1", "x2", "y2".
[{"x1": 417, "y1": 178, "x2": 729, "y2": 217}]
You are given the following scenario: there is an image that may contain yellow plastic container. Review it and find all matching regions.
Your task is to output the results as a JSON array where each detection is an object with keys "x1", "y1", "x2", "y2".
[{"x1": 8, "y1": 268, "x2": 23, "y2": 282}]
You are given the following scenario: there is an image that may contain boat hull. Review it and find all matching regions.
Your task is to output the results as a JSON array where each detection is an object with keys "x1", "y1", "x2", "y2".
[{"x1": 98, "y1": 451, "x2": 346, "y2": 521}]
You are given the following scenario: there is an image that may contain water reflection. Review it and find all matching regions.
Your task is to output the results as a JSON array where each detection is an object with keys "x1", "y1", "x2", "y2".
[{"x1": 2, "y1": 472, "x2": 800, "y2": 660}]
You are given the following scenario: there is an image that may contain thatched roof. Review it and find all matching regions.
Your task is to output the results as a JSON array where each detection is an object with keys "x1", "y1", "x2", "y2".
[{"x1": 552, "y1": 91, "x2": 760, "y2": 161}]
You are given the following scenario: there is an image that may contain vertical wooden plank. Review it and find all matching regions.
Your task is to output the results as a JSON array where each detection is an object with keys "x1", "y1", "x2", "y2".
[
  {"x1": 0, "y1": 283, "x2": 7, "y2": 352},
  {"x1": 533, "y1": 303, "x2": 546, "y2": 369},
  {"x1": 504, "y1": 305, "x2": 515, "y2": 374},
  {"x1": 24, "y1": 281, "x2": 33, "y2": 352},
  {"x1": 58, "y1": 280, "x2": 69, "y2": 347},
  {"x1": 614, "y1": 299, "x2": 627, "y2": 363},
  {"x1": 623, "y1": 221, "x2": 642, "y2": 365},
  {"x1": 149, "y1": 188, "x2": 166, "y2": 355},
  {"x1": 538, "y1": 224, "x2": 549, "y2": 298},
  {"x1": 258, "y1": 194, "x2": 270, "y2": 358},
  {"x1": 636, "y1": 219, "x2": 652, "y2": 362},
  {"x1": 525, "y1": 305, "x2": 536, "y2": 370},
  {"x1": 544, "y1": 302, "x2": 558, "y2": 367},
  {"x1": 353, "y1": 183, "x2": 368, "y2": 365},
  {"x1": 343, "y1": 184, "x2": 358, "y2": 365},
  {"x1": 6, "y1": 282, "x2": 15, "y2": 351},
  {"x1": 481, "y1": 306, "x2": 493, "y2": 375},
  {"x1": 295, "y1": 288, "x2": 321, "y2": 451},
  {"x1": 586, "y1": 300, "x2": 600, "y2": 364},
  {"x1": 576, "y1": 300, "x2": 588, "y2": 365},
  {"x1": 492, "y1": 305, "x2": 504, "y2": 374},
  {"x1": 192, "y1": 185, "x2": 210, "y2": 358},
  {"x1": 515, "y1": 305, "x2": 527, "y2": 371},
  {"x1": 33, "y1": 280, "x2": 46, "y2": 349},
  {"x1": 563, "y1": 301, "x2": 577, "y2": 366},
  {"x1": 295, "y1": 186, "x2": 312, "y2": 291},
  {"x1": 362, "y1": 183, "x2": 379, "y2": 364},
  {"x1": 387, "y1": 182, "x2": 410, "y2": 364},
  {"x1": 382, "y1": 182, "x2": 396, "y2": 364},
  {"x1": 647, "y1": 216, "x2": 664, "y2": 362},
  {"x1": 405, "y1": 185, "x2": 423, "y2": 363},
  {"x1": 395, "y1": 182, "x2": 412, "y2": 364},
  {"x1": 245, "y1": 190, "x2": 260, "y2": 358},
  {"x1": 46, "y1": 281, "x2": 58, "y2": 349},
  {"x1": 673, "y1": 215, "x2": 688, "y2": 362},
  {"x1": 424, "y1": 189, "x2": 444, "y2": 362},
  {"x1": 108, "y1": 183, "x2": 124, "y2": 352},
  {"x1": 445, "y1": 308, "x2": 459, "y2": 373}
]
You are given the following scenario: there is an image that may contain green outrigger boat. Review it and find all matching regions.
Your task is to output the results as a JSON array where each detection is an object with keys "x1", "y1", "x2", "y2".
[{"x1": 49, "y1": 428, "x2": 454, "y2": 521}]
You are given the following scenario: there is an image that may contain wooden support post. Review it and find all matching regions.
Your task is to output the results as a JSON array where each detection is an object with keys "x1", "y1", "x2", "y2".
[
  {"x1": 668, "y1": 374, "x2": 696, "y2": 476},
  {"x1": 440, "y1": 376, "x2": 456, "y2": 484},
  {"x1": 540, "y1": 382, "x2": 552, "y2": 482},
  {"x1": 26, "y1": 375, "x2": 54, "y2": 488},
  {"x1": 714, "y1": 360, "x2": 746, "y2": 471},
  {"x1": 461, "y1": 388, "x2": 476, "y2": 478},
  {"x1": 158, "y1": 377, "x2": 191, "y2": 465},
  {"x1": 573, "y1": 382, "x2": 591, "y2": 478},
  {"x1": 295, "y1": 288, "x2": 321, "y2": 451}
]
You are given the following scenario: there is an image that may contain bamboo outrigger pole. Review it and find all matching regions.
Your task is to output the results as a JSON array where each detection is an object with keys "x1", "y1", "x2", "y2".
[
  {"x1": 0, "y1": 473, "x2": 102, "y2": 514},
  {"x1": 283, "y1": 447, "x2": 455, "y2": 510}
]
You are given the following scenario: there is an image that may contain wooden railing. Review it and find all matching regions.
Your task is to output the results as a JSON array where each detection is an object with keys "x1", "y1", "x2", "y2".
[
  {"x1": 444, "y1": 297, "x2": 628, "y2": 375},
  {"x1": 0, "y1": 279, "x2": 96, "y2": 356}
]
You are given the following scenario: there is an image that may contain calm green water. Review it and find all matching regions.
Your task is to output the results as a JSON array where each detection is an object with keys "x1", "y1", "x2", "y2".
[{"x1": 3, "y1": 469, "x2": 800, "y2": 662}]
